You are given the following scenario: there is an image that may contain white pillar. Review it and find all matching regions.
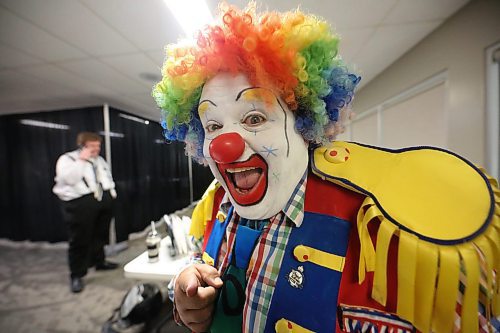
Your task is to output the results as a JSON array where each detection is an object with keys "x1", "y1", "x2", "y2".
[
  {"x1": 103, "y1": 104, "x2": 117, "y2": 254},
  {"x1": 103, "y1": 104, "x2": 112, "y2": 168}
]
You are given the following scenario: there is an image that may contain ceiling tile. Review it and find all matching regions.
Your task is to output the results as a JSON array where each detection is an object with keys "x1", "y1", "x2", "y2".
[
  {"x1": 338, "y1": 28, "x2": 374, "y2": 63},
  {"x1": 17, "y1": 64, "x2": 157, "y2": 115},
  {"x1": 0, "y1": 96, "x2": 108, "y2": 115},
  {"x1": 125, "y1": 93, "x2": 159, "y2": 107},
  {"x1": 53, "y1": 94, "x2": 110, "y2": 108},
  {"x1": 0, "y1": 44, "x2": 44, "y2": 69},
  {"x1": 0, "y1": 69, "x2": 79, "y2": 101},
  {"x1": 80, "y1": 0, "x2": 184, "y2": 51},
  {"x1": 0, "y1": 7, "x2": 85, "y2": 61},
  {"x1": 146, "y1": 50, "x2": 167, "y2": 68},
  {"x1": 354, "y1": 20, "x2": 442, "y2": 87},
  {"x1": 58, "y1": 59, "x2": 150, "y2": 94},
  {"x1": 384, "y1": 0, "x2": 470, "y2": 25},
  {"x1": 0, "y1": 99, "x2": 61, "y2": 114},
  {"x1": 18, "y1": 64, "x2": 116, "y2": 96},
  {"x1": 1, "y1": 0, "x2": 138, "y2": 56},
  {"x1": 98, "y1": 53, "x2": 161, "y2": 89},
  {"x1": 107, "y1": 94, "x2": 160, "y2": 121},
  {"x1": 233, "y1": 0, "x2": 399, "y2": 29}
]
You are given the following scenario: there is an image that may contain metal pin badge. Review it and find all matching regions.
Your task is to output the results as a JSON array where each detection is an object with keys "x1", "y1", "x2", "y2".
[{"x1": 287, "y1": 265, "x2": 305, "y2": 289}]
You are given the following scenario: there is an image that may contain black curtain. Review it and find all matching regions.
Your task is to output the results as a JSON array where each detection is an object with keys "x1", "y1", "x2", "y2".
[
  {"x1": 0, "y1": 107, "x2": 103, "y2": 241},
  {"x1": 0, "y1": 106, "x2": 214, "y2": 243},
  {"x1": 109, "y1": 108, "x2": 192, "y2": 241},
  {"x1": 192, "y1": 160, "x2": 215, "y2": 201}
]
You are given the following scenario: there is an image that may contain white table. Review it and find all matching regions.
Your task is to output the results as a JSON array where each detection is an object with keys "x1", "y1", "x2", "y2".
[{"x1": 123, "y1": 237, "x2": 190, "y2": 281}]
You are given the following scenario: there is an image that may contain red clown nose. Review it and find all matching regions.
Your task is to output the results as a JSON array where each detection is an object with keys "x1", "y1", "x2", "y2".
[{"x1": 209, "y1": 132, "x2": 245, "y2": 164}]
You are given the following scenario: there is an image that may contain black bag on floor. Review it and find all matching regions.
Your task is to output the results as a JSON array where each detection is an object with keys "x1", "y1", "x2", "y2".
[{"x1": 102, "y1": 283, "x2": 163, "y2": 333}]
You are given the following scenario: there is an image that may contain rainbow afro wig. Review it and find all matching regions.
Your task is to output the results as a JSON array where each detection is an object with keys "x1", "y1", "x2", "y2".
[{"x1": 153, "y1": 2, "x2": 361, "y2": 162}]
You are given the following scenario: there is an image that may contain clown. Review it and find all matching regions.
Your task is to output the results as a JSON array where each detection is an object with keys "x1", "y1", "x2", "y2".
[{"x1": 154, "y1": 3, "x2": 499, "y2": 333}]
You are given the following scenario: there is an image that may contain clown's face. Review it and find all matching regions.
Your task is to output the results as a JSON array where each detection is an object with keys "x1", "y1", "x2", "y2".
[{"x1": 198, "y1": 73, "x2": 309, "y2": 219}]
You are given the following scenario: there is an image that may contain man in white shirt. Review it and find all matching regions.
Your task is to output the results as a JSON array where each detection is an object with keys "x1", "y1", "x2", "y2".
[{"x1": 53, "y1": 132, "x2": 118, "y2": 293}]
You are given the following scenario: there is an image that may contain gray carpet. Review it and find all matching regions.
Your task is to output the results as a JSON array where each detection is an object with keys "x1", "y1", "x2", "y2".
[{"x1": 0, "y1": 229, "x2": 188, "y2": 333}]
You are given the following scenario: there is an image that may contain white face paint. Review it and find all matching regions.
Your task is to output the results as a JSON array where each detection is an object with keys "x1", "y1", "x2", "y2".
[{"x1": 198, "y1": 73, "x2": 309, "y2": 219}]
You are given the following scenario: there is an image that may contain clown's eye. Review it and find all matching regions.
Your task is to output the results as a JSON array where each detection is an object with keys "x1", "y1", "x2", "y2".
[
  {"x1": 242, "y1": 112, "x2": 266, "y2": 127},
  {"x1": 206, "y1": 121, "x2": 222, "y2": 133}
]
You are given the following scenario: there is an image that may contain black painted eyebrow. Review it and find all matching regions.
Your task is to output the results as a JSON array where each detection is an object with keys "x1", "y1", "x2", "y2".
[
  {"x1": 237, "y1": 86, "x2": 290, "y2": 157},
  {"x1": 198, "y1": 99, "x2": 217, "y2": 107},
  {"x1": 236, "y1": 86, "x2": 282, "y2": 112},
  {"x1": 236, "y1": 86, "x2": 276, "y2": 101}
]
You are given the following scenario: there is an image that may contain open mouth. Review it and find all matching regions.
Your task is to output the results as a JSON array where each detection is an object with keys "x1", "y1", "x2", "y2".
[{"x1": 217, "y1": 154, "x2": 268, "y2": 206}]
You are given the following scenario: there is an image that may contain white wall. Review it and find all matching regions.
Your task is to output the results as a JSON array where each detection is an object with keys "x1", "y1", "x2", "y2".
[{"x1": 352, "y1": 0, "x2": 500, "y2": 166}]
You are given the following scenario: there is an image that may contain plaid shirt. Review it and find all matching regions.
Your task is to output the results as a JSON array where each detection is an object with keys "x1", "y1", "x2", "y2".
[{"x1": 214, "y1": 171, "x2": 307, "y2": 332}]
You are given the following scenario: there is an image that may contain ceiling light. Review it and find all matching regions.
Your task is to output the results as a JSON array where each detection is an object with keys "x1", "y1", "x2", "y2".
[
  {"x1": 99, "y1": 131, "x2": 125, "y2": 138},
  {"x1": 119, "y1": 113, "x2": 150, "y2": 125},
  {"x1": 164, "y1": 0, "x2": 214, "y2": 37},
  {"x1": 20, "y1": 119, "x2": 69, "y2": 130}
]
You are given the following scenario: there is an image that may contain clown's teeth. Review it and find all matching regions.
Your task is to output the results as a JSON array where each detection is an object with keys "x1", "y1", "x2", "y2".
[{"x1": 226, "y1": 167, "x2": 257, "y2": 173}]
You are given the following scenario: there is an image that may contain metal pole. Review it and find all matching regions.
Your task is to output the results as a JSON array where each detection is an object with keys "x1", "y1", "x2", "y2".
[
  {"x1": 103, "y1": 104, "x2": 117, "y2": 253},
  {"x1": 103, "y1": 104, "x2": 112, "y2": 168}
]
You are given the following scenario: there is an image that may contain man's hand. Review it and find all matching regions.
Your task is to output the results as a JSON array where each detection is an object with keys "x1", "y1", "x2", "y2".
[
  {"x1": 78, "y1": 146, "x2": 92, "y2": 160},
  {"x1": 175, "y1": 264, "x2": 223, "y2": 332}
]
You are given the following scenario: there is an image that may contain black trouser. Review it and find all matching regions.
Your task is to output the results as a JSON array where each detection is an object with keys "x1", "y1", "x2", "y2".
[{"x1": 62, "y1": 191, "x2": 114, "y2": 278}]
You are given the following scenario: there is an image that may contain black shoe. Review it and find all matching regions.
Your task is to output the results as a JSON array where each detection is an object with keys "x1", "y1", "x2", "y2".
[
  {"x1": 70, "y1": 277, "x2": 84, "y2": 293},
  {"x1": 95, "y1": 261, "x2": 119, "y2": 271}
]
